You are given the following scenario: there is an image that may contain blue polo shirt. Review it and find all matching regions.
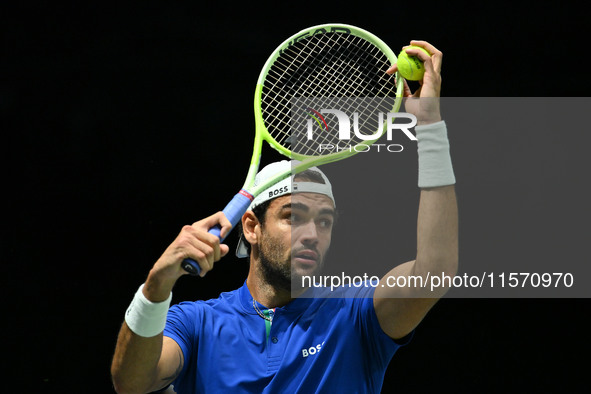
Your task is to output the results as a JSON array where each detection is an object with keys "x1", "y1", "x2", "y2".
[{"x1": 163, "y1": 282, "x2": 410, "y2": 393}]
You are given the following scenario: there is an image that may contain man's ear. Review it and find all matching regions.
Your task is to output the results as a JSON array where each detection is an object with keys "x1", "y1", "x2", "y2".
[{"x1": 242, "y1": 211, "x2": 259, "y2": 246}]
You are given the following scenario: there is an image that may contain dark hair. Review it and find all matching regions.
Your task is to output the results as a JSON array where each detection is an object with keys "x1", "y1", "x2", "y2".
[{"x1": 238, "y1": 169, "x2": 328, "y2": 257}]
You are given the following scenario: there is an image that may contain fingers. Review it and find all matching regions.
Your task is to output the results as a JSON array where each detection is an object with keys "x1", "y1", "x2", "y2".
[
  {"x1": 185, "y1": 212, "x2": 232, "y2": 276},
  {"x1": 158, "y1": 212, "x2": 231, "y2": 278},
  {"x1": 387, "y1": 40, "x2": 442, "y2": 96},
  {"x1": 406, "y1": 40, "x2": 442, "y2": 75},
  {"x1": 177, "y1": 230, "x2": 221, "y2": 277},
  {"x1": 193, "y1": 211, "x2": 233, "y2": 239},
  {"x1": 408, "y1": 40, "x2": 441, "y2": 56},
  {"x1": 394, "y1": 40, "x2": 442, "y2": 100},
  {"x1": 402, "y1": 79, "x2": 414, "y2": 98},
  {"x1": 389, "y1": 63, "x2": 422, "y2": 98},
  {"x1": 387, "y1": 63, "x2": 421, "y2": 99},
  {"x1": 147, "y1": 211, "x2": 233, "y2": 295}
]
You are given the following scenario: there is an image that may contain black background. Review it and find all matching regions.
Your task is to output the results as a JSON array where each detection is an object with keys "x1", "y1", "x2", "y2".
[{"x1": 4, "y1": 1, "x2": 589, "y2": 393}]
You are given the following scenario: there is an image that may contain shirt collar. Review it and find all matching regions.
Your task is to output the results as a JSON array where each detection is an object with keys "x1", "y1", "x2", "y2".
[{"x1": 238, "y1": 280, "x2": 316, "y2": 315}]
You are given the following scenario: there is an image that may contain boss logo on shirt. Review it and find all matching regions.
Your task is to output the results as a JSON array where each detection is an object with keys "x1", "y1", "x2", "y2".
[{"x1": 301, "y1": 341, "x2": 325, "y2": 358}]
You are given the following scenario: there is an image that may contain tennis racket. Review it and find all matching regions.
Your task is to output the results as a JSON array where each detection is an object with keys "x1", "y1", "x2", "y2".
[{"x1": 182, "y1": 23, "x2": 404, "y2": 275}]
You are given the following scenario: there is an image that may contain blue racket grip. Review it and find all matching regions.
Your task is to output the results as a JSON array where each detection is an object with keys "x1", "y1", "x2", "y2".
[{"x1": 181, "y1": 190, "x2": 253, "y2": 276}]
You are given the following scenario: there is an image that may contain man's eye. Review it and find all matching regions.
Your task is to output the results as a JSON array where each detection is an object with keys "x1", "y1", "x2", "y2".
[{"x1": 318, "y1": 218, "x2": 333, "y2": 229}]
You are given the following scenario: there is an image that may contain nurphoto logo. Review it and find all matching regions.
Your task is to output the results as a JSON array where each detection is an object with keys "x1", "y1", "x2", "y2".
[{"x1": 305, "y1": 108, "x2": 417, "y2": 153}]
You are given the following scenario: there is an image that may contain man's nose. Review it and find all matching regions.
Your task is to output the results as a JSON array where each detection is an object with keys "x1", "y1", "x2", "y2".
[{"x1": 299, "y1": 220, "x2": 319, "y2": 245}]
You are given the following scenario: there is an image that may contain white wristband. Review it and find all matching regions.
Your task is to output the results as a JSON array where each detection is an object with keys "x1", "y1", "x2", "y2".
[
  {"x1": 415, "y1": 120, "x2": 456, "y2": 188},
  {"x1": 125, "y1": 284, "x2": 172, "y2": 337}
]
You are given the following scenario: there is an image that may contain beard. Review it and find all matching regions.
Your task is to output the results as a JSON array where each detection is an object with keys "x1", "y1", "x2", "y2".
[
  {"x1": 259, "y1": 246, "x2": 292, "y2": 293},
  {"x1": 258, "y1": 231, "x2": 325, "y2": 293}
]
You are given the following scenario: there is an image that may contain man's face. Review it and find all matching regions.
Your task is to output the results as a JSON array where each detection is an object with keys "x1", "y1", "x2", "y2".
[{"x1": 257, "y1": 192, "x2": 335, "y2": 290}]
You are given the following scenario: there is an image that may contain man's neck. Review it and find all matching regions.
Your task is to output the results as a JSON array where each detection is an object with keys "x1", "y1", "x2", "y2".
[
  {"x1": 246, "y1": 272, "x2": 293, "y2": 309},
  {"x1": 245, "y1": 260, "x2": 309, "y2": 309}
]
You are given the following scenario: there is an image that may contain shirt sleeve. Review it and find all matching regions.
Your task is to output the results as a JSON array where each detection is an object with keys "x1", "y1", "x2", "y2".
[
  {"x1": 163, "y1": 301, "x2": 201, "y2": 381},
  {"x1": 348, "y1": 283, "x2": 413, "y2": 369}
]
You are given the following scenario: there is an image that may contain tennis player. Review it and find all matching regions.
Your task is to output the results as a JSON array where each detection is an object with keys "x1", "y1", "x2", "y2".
[{"x1": 111, "y1": 40, "x2": 457, "y2": 394}]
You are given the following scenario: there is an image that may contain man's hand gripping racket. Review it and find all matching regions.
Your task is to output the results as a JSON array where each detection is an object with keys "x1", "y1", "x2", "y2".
[{"x1": 182, "y1": 24, "x2": 405, "y2": 275}]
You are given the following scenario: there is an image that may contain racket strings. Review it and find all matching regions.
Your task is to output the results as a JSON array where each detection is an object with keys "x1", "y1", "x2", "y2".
[
  {"x1": 282, "y1": 34, "x2": 380, "y2": 98},
  {"x1": 264, "y1": 35, "x2": 381, "y2": 145},
  {"x1": 262, "y1": 31, "x2": 398, "y2": 156}
]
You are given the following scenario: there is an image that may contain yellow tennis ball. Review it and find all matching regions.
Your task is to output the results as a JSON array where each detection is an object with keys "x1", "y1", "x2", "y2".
[{"x1": 397, "y1": 45, "x2": 430, "y2": 81}]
